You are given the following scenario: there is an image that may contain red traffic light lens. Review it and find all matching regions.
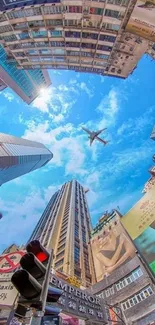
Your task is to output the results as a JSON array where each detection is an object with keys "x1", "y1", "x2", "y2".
[{"x1": 36, "y1": 252, "x2": 48, "y2": 262}]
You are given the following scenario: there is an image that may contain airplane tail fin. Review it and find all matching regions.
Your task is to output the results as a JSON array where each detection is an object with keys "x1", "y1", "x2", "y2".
[{"x1": 90, "y1": 138, "x2": 93, "y2": 146}]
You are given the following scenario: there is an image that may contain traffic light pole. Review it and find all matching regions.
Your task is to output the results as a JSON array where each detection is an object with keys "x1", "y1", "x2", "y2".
[
  {"x1": 41, "y1": 248, "x2": 54, "y2": 312},
  {"x1": 30, "y1": 249, "x2": 54, "y2": 325},
  {"x1": 30, "y1": 311, "x2": 43, "y2": 325}
]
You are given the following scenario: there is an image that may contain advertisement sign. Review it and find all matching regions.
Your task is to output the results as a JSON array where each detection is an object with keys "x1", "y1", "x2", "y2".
[
  {"x1": 0, "y1": 251, "x2": 25, "y2": 273},
  {"x1": 122, "y1": 184, "x2": 155, "y2": 275},
  {"x1": 0, "y1": 281, "x2": 18, "y2": 308},
  {"x1": 91, "y1": 219, "x2": 135, "y2": 281},
  {"x1": 0, "y1": 0, "x2": 60, "y2": 11},
  {"x1": 126, "y1": 0, "x2": 155, "y2": 41},
  {"x1": 60, "y1": 313, "x2": 79, "y2": 325},
  {"x1": 50, "y1": 274, "x2": 107, "y2": 324}
]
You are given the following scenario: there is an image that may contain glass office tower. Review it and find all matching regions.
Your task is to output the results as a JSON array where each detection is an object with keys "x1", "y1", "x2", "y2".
[
  {"x1": 0, "y1": 44, "x2": 51, "y2": 104},
  {"x1": 0, "y1": 132, "x2": 53, "y2": 185}
]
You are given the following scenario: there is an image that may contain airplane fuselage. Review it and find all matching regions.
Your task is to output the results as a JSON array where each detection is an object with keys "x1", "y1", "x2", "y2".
[{"x1": 89, "y1": 132, "x2": 96, "y2": 140}]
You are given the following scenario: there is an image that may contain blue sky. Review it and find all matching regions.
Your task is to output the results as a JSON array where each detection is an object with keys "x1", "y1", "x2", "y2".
[{"x1": 0, "y1": 54, "x2": 155, "y2": 253}]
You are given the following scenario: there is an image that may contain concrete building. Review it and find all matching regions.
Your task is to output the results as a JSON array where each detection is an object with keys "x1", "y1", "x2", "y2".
[
  {"x1": 143, "y1": 166, "x2": 155, "y2": 194},
  {"x1": 90, "y1": 210, "x2": 155, "y2": 325},
  {"x1": 0, "y1": 0, "x2": 153, "y2": 79},
  {"x1": 28, "y1": 180, "x2": 96, "y2": 287},
  {"x1": 0, "y1": 132, "x2": 53, "y2": 186},
  {"x1": 0, "y1": 44, "x2": 51, "y2": 104},
  {"x1": 0, "y1": 79, "x2": 7, "y2": 91}
]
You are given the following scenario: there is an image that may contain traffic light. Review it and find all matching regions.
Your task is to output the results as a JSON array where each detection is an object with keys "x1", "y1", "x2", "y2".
[{"x1": 11, "y1": 240, "x2": 63, "y2": 312}]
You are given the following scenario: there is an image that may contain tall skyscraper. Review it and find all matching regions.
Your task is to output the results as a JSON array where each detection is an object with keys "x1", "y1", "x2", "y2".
[
  {"x1": 0, "y1": 44, "x2": 51, "y2": 104},
  {"x1": 0, "y1": 132, "x2": 53, "y2": 185},
  {"x1": 0, "y1": 0, "x2": 153, "y2": 79},
  {"x1": 29, "y1": 180, "x2": 96, "y2": 286}
]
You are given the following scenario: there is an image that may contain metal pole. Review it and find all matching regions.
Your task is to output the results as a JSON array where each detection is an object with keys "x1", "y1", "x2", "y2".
[
  {"x1": 105, "y1": 302, "x2": 126, "y2": 325},
  {"x1": 31, "y1": 249, "x2": 53, "y2": 325},
  {"x1": 6, "y1": 309, "x2": 15, "y2": 325}
]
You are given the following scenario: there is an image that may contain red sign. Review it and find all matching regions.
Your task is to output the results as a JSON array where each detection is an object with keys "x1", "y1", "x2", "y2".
[{"x1": 0, "y1": 251, "x2": 25, "y2": 273}]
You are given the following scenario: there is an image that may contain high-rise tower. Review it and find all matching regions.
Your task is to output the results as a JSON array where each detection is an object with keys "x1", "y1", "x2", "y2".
[
  {"x1": 0, "y1": 44, "x2": 51, "y2": 104},
  {"x1": 0, "y1": 132, "x2": 53, "y2": 185},
  {"x1": 29, "y1": 180, "x2": 96, "y2": 286}
]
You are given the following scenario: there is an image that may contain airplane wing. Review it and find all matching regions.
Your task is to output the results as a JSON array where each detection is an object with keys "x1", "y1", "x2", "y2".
[
  {"x1": 96, "y1": 136, "x2": 108, "y2": 145},
  {"x1": 82, "y1": 126, "x2": 92, "y2": 135},
  {"x1": 96, "y1": 128, "x2": 107, "y2": 136}
]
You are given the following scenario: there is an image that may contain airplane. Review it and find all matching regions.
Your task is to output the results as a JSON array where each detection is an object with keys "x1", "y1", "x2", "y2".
[{"x1": 82, "y1": 126, "x2": 109, "y2": 146}]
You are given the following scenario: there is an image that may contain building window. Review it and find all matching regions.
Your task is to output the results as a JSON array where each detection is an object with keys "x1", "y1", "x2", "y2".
[
  {"x1": 116, "y1": 267, "x2": 143, "y2": 291},
  {"x1": 32, "y1": 31, "x2": 48, "y2": 38},
  {"x1": 82, "y1": 32, "x2": 98, "y2": 40},
  {"x1": 90, "y1": 7, "x2": 104, "y2": 15},
  {"x1": 82, "y1": 230, "x2": 86, "y2": 243},
  {"x1": 56, "y1": 250, "x2": 65, "y2": 260},
  {"x1": 69, "y1": 6, "x2": 82, "y2": 13},
  {"x1": 74, "y1": 269, "x2": 81, "y2": 277},
  {"x1": 74, "y1": 246, "x2": 80, "y2": 264},
  {"x1": 99, "y1": 34, "x2": 116, "y2": 42},
  {"x1": 55, "y1": 258, "x2": 64, "y2": 268},
  {"x1": 105, "y1": 9, "x2": 120, "y2": 18},
  {"x1": 121, "y1": 286, "x2": 153, "y2": 311},
  {"x1": 57, "y1": 243, "x2": 66, "y2": 252},
  {"x1": 97, "y1": 45, "x2": 112, "y2": 52}
]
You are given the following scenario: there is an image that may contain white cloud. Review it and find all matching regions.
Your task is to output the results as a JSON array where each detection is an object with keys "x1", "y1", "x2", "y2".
[
  {"x1": 3, "y1": 92, "x2": 15, "y2": 102},
  {"x1": 32, "y1": 85, "x2": 77, "y2": 120},
  {"x1": 85, "y1": 171, "x2": 100, "y2": 187},
  {"x1": 117, "y1": 106, "x2": 155, "y2": 138},
  {"x1": 23, "y1": 121, "x2": 89, "y2": 176},
  {"x1": 79, "y1": 82, "x2": 94, "y2": 98},
  {"x1": 0, "y1": 190, "x2": 46, "y2": 251},
  {"x1": 44, "y1": 184, "x2": 62, "y2": 202},
  {"x1": 97, "y1": 89, "x2": 119, "y2": 118},
  {"x1": 32, "y1": 88, "x2": 53, "y2": 113},
  {"x1": 50, "y1": 113, "x2": 64, "y2": 123},
  {"x1": 82, "y1": 88, "x2": 120, "y2": 136}
]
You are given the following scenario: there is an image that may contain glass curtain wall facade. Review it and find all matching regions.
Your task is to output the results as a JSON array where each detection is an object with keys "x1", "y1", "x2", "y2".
[
  {"x1": 0, "y1": 132, "x2": 53, "y2": 185},
  {"x1": 28, "y1": 180, "x2": 96, "y2": 286},
  {"x1": 0, "y1": 44, "x2": 51, "y2": 104}
]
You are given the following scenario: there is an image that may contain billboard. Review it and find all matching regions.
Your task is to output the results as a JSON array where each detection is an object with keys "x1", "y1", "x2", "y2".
[
  {"x1": 91, "y1": 218, "x2": 135, "y2": 281},
  {"x1": 122, "y1": 184, "x2": 155, "y2": 275},
  {"x1": 126, "y1": 0, "x2": 155, "y2": 41},
  {"x1": 0, "y1": 0, "x2": 60, "y2": 11}
]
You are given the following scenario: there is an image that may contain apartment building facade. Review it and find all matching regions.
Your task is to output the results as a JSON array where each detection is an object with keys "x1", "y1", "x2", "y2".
[{"x1": 0, "y1": 0, "x2": 152, "y2": 79}]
